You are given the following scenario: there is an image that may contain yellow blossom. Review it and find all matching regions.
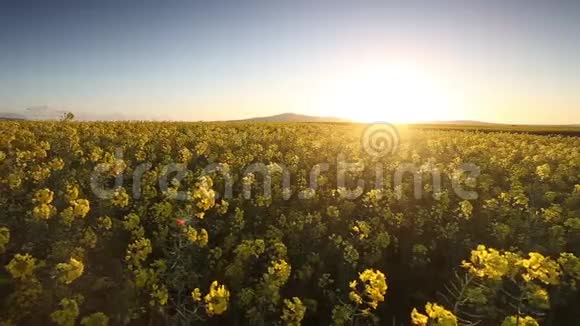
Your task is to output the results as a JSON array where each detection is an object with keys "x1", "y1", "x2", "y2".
[
  {"x1": 191, "y1": 288, "x2": 202, "y2": 302},
  {"x1": 204, "y1": 281, "x2": 230, "y2": 316},
  {"x1": 281, "y1": 297, "x2": 306, "y2": 326},
  {"x1": 6, "y1": 253, "x2": 38, "y2": 280},
  {"x1": 56, "y1": 258, "x2": 85, "y2": 284}
]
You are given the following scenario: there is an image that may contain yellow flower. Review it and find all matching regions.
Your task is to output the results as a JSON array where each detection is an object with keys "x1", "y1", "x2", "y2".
[
  {"x1": 536, "y1": 163, "x2": 551, "y2": 181},
  {"x1": 359, "y1": 269, "x2": 388, "y2": 308},
  {"x1": 217, "y1": 200, "x2": 229, "y2": 215},
  {"x1": 349, "y1": 291, "x2": 363, "y2": 305},
  {"x1": 518, "y1": 252, "x2": 561, "y2": 285},
  {"x1": 6, "y1": 253, "x2": 38, "y2": 280},
  {"x1": 33, "y1": 203, "x2": 56, "y2": 220},
  {"x1": 64, "y1": 184, "x2": 79, "y2": 201},
  {"x1": 425, "y1": 302, "x2": 457, "y2": 325},
  {"x1": 349, "y1": 280, "x2": 357, "y2": 289},
  {"x1": 197, "y1": 228, "x2": 209, "y2": 247},
  {"x1": 412, "y1": 302, "x2": 457, "y2": 326},
  {"x1": 265, "y1": 259, "x2": 292, "y2": 287},
  {"x1": 411, "y1": 308, "x2": 429, "y2": 326},
  {"x1": 183, "y1": 226, "x2": 198, "y2": 243},
  {"x1": 204, "y1": 281, "x2": 230, "y2": 316},
  {"x1": 125, "y1": 238, "x2": 152, "y2": 268},
  {"x1": 111, "y1": 188, "x2": 129, "y2": 208},
  {"x1": 97, "y1": 216, "x2": 112, "y2": 230},
  {"x1": 458, "y1": 200, "x2": 473, "y2": 219},
  {"x1": 50, "y1": 157, "x2": 65, "y2": 170},
  {"x1": 56, "y1": 258, "x2": 85, "y2": 284},
  {"x1": 71, "y1": 199, "x2": 90, "y2": 218},
  {"x1": 150, "y1": 284, "x2": 169, "y2": 306},
  {"x1": 281, "y1": 297, "x2": 306, "y2": 326},
  {"x1": 33, "y1": 188, "x2": 54, "y2": 204},
  {"x1": 192, "y1": 176, "x2": 216, "y2": 212},
  {"x1": 348, "y1": 269, "x2": 388, "y2": 310},
  {"x1": 191, "y1": 288, "x2": 202, "y2": 302},
  {"x1": 352, "y1": 221, "x2": 370, "y2": 240},
  {"x1": 461, "y1": 245, "x2": 510, "y2": 280}
]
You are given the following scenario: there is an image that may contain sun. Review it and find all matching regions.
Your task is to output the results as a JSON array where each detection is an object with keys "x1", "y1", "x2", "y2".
[{"x1": 310, "y1": 61, "x2": 457, "y2": 123}]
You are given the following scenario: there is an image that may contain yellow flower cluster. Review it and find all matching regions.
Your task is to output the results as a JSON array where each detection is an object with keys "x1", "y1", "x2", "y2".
[
  {"x1": 281, "y1": 297, "x2": 306, "y2": 326},
  {"x1": 55, "y1": 258, "x2": 85, "y2": 284},
  {"x1": 149, "y1": 284, "x2": 169, "y2": 306},
  {"x1": 184, "y1": 226, "x2": 209, "y2": 247},
  {"x1": 64, "y1": 184, "x2": 79, "y2": 201},
  {"x1": 458, "y1": 200, "x2": 473, "y2": 219},
  {"x1": 125, "y1": 238, "x2": 152, "y2": 269},
  {"x1": 6, "y1": 253, "x2": 38, "y2": 280},
  {"x1": 191, "y1": 176, "x2": 216, "y2": 214},
  {"x1": 536, "y1": 163, "x2": 551, "y2": 181},
  {"x1": 50, "y1": 298, "x2": 79, "y2": 326},
  {"x1": 97, "y1": 216, "x2": 112, "y2": 231},
  {"x1": 265, "y1": 259, "x2": 292, "y2": 287},
  {"x1": 178, "y1": 147, "x2": 193, "y2": 163},
  {"x1": 71, "y1": 199, "x2": 91, "y2": 218},
  {"x1": 411, "y1": 302, "x2": 457, "y2": 326},
  {"x1": 217, "y1": 199, "x2": 229, "y2": 215},
  {"x1": 461, "y1": 245, "x2": 511, "y2": 280},
  {"x1": 191, "y1": 288, "x2": 202, "y2": 302},
  {"x1": 463, "y1": 245, "x2": 563, "y2": 286},
  {"x1": 111, "y1": 187, "x2": 129, "y2": 207},
  {"x1": 518, "y1": 252, "x2": 560, "y2": 285},
  {"x1": 60, "y1": 198, "x2": 91, "y2": 226},
  {"x1": 193, "y1": 281, "x2": 230, "y2": 316},
  {"x1": 349, "y1": 269, "x2": 388, "y2": 309},
  {"x1": 32, "y1": 188, "x2": 56, "y2": 220},
  {"x1": 352, "y1": 221, "x2": 371, "y2": 240}
]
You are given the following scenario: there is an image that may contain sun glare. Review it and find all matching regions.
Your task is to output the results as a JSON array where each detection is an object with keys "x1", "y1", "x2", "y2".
[{"x1": 311, "y1": 61, "x2": 458, "y2": 123}]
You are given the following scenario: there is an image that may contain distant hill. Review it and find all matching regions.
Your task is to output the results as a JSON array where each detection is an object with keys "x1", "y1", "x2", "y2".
[
  {"x1": 237, "y1": 113, "x2": 350, "y2": 123},
  {"x1": 0, "y1": 106, "x2": 67, "y2": 121},
  {"x1": 0, "y1": 112, "x2": 28, "y2": 120}
]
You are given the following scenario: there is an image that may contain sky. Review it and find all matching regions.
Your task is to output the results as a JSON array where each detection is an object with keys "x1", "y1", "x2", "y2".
[{"x1": 0, "y1": 0, "x2": 579, "y2": 124}]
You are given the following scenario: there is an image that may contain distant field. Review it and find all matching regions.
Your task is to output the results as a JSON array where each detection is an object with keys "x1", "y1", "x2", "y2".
[{"x1": 408, "y1": 123, "x2": 580, "y2": 136}]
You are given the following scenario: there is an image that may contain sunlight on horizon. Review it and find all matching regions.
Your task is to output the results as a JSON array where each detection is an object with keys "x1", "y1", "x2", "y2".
[{"x1": 305, "y1": 60, "x2": 465, "y2": 123}]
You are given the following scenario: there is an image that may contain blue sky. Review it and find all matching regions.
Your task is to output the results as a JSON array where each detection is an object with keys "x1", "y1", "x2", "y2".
[{"x1": 1, "y1": 0, "x2": 579, "y2": 123}]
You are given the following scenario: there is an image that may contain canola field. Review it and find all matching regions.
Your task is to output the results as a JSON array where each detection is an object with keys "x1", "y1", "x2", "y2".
[{"x1": 0, "y1": 121, "x2": 579, "y2": 325}]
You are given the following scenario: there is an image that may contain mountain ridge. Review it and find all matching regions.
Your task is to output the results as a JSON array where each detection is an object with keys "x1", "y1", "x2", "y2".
[{"x1": 234, "y1": 112, "x2": 350, "y2": 123}]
